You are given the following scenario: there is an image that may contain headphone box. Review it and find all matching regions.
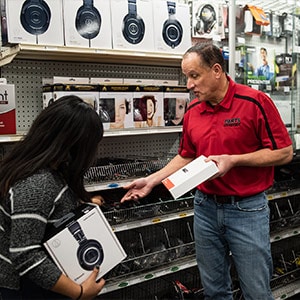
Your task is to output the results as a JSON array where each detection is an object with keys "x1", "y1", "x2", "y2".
[
  {"x1": 162, "y1": 155, "x2": 219, "y2": 199},
  {"x1": 52, "y1": 83, "x2": 100, "y2": 115},
  {"x1": 99, "y1": 84, "x2": 135, "y2": 130},
  {"x1": 152, "y1": 0, "x2": 191, "y2": 54},
  {"x1": 133, "y1": 85, "x2": 164, "y2": 128},
  {"x1": 192, "y1": 1, "x2": 220, "y2": 39},
  {"x1": 43, "y1": 203, "x2": 127, "y2": 284},
  {"x1": 163, "y1": 86, "x2": 190, "y2": 127},
  {"x1": 110, "y1": 0, "x2": 155, "y2": 52},
  {"x1": 0, "y1": 79, "x2": 16, "y2": 134},
  {"x1": 63, "y1": 0, "x2": 112, "y2": 49},
  {"x1": 5, "y1": 0, "x2": 64, "y2": 46}
]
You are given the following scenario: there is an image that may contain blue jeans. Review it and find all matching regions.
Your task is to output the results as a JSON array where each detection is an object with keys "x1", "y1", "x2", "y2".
[{"x1": 194, "y1": 190, "x2": 274, "y2": 300}]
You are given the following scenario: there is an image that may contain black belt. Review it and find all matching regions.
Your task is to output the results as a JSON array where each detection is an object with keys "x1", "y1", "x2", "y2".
[{"x1": 208, "y1": 194, "x2": 243, "y2": 204}]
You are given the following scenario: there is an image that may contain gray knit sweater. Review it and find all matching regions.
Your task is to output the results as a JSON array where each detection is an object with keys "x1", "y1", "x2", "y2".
[{"x1": 0, "y1": 169, "x2": 78, "y2": 290}]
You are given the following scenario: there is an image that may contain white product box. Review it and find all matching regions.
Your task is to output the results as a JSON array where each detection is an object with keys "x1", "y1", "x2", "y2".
[
  {"x1": 0, "y1": 79, "x2": 16, "y2": 134},
  {"x1": 63, "y1": 0, "x2": 112, "y2": 49},
  {"x1": 90, "y1": 78, "x2": 124, "y2": 85},
  {"x1": 42, "y1": 85, "x2": 54, "y2": 109},
  {"x1": 5, "y1": 0, "x2": 64, "y2": 46},
  {"x1": 163, "y1": 85, "x2": 190, "y2": 127},
  {"x1": 53, "y1": 77, "x2": 90, "y2": 84},
  {"x1": 123, "y1": 78, "x2": 155, "y2": 85},
  {"x1": 192, "y1": 1, "x2": 220, "y2": 39},
  {"x1": 133, "y1": 85, "x2": 164, "y2": 128},
  {"x1": 99, "y1": 84, "x2": 135, "y2": 130},
  {"x1": 162, "y1": 155, "x2": 219, "y2": 199},
  {"x1": 53, "y1": 84, "x2": 99, "y2": 114},
  {"x1": 110, "y1": 0, "x2": 155, "y2": 51},
  {"x1": 152, "y1": 0, "x2": 191, "y2": 54},
  {"x1": 44, "y1": 203, "x2": 127, "y2": 284}
]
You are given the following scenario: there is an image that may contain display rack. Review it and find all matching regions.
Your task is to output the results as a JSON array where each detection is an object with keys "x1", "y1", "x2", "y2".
[{"x1": 1, "y1": 46, "x2": 300, "y2": 299}]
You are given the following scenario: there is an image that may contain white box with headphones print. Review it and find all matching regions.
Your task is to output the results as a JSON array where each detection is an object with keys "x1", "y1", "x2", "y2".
[
  {"x1": 63, "y1": 0, "x2": 112, "y2": 49},
  {"x1": 43, "y1": 203, "x2": 127, "y2": 285},
  {"x1": 5, "y1": 0, "x2": 64, "y2": 46},
  {"x1": 152, "y1": 0, "x2": 191, "y2": 54},
  {"x1": 110, "y1": 0, "x2": 155, "y2": 51}
]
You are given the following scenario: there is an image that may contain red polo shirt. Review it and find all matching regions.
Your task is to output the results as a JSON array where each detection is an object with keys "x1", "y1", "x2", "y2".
[{"x1": 179, "y1": 76, "x2": 292, "y2": 196}]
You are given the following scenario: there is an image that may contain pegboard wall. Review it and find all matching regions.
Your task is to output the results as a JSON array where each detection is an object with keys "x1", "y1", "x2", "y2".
[
  {"x1": 0, "y1": 58, "x2": 183, "y2": 159},
  {"x1": 0, "y1": 59, "x2": 183, "y2": 131},
  {"x1": 96, "y1": 133, "x2": 181, "y2": 158}
]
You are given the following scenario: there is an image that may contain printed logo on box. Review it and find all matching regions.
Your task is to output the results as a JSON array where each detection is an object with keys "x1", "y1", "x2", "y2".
[{"x1": 0, "y1": 84, "x2": 16, "y2": 134}]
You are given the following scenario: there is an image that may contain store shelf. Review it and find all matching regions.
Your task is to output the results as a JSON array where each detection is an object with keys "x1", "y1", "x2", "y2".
[
  {"x1": 99, "y1": 255, "x2": 197, "y2": 295},
  {"x1": 0, "y1": 127, "x2": 182, "y2": 144},
  {"x1": 267, "y1": 188, "x2": 300, "y2": 201},
  {"x1": 0, "y1": 44, "x2": 183, "y2": 67},
  {"x1": 111, "y1": 209, "x2": 194, "y2": 233},
  {"x1": 272, "y1": 279, "x2": 300, "y2": 300},
  {"x1": 270, "y1": 226, "x2": 300, "y2": 243}
]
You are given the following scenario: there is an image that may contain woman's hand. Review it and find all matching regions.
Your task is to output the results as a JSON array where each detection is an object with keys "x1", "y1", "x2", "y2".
[{"x1": 79, "y1": 266, "x2": 106, "y2": 300}]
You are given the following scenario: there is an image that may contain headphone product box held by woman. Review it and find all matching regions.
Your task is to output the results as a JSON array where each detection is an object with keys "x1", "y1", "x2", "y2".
[{"x1": 44, "y1": 204, "x2": 127, "y2": 285}]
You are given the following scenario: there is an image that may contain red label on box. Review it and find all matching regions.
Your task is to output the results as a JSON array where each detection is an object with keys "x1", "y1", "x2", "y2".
[{"x1": 0, "y1": 109, "x2": 16, "y2": 134}]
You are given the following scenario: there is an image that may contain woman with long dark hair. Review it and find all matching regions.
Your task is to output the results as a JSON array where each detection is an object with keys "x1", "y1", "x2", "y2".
[{"x1": 0, "y1": 95, "x2": 105, "y2": 299}]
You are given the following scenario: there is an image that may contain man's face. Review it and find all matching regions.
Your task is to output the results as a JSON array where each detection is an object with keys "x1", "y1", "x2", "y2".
[{"x1": 181, "y1": 52, "x2": 220, "y2": 102}]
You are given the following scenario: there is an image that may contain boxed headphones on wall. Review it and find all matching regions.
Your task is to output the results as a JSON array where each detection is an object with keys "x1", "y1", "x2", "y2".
[
  {"x1": 110, "y1": 0, "x2": 155, "y2": 51},
  {"x1": 43, "y1": 203, "x2": 127, "y2": 285},
  {"x1": 4, "y1": 0, "x2": 64, "y2": 46},
  {"x1": 63, "y1": 0, "x2": 112, "y2": 49},
  {"x1": 152, "y1": 0, "x2": 191, "y2": 54}
]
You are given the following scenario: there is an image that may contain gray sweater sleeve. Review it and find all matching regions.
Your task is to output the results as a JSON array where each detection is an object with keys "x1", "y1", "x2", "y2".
[{"x1": 9, "y1": 170, "x2": 77, "y2": 290}]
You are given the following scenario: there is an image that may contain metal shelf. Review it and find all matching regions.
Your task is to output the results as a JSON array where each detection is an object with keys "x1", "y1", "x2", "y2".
[
  {"x1": 99, "y1": 255, "x2": 197, "y2": 295},
  {"x1": 0, "y1": 127, "x2": 182, "y2": 144},
  {"x1": 273, "y1": 279, "x2": 300, "y2": 300},
  {"x1": 0, "y1": 44, "x2": 183, "y2": 67},
  {"x1": 270, "y1": 226, "x2": 300, "y2": 243},
  {"x1": 111, "y1": 209, "x2": 194, "y2": 233}
]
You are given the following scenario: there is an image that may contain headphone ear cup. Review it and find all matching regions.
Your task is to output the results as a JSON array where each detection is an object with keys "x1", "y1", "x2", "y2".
[
  {"x1": 20, "y1": 0, "x2": 51, "y2": 35},
  {"x1": 77, "y1": 239, "x2": 104, "y2": 271},
  {"x1": 162, "y1": 19, "x2": 183, "y2": 48},
  {"x1": 76, "y1": 5, "x2": 101, "y2": 39},
  {"x1": 122, "y1": 14, "x2": 145, "y2": 44}
]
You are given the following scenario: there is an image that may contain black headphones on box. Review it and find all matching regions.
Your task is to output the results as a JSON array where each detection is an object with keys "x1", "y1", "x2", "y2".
[
  {"x1": 20, "y1": 0, "x2": 51, "y2": 35},
  {"x1": 75, "y1": 0, "x2": 101, "y2": 40},
  {"x1": 162, "y1": 1, "x2": 183, "y2": 48},
  {"x1": 68, "y1": 221, "x2": 104, "y2": 270},
  {"x1": 122, "y1": 0, "x2": 145, "y2": 44}
]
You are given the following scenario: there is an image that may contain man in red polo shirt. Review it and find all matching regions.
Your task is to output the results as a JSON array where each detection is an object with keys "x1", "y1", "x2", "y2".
[{"x1": 121, "y1": 43, "x2": 293, "y2": 299}]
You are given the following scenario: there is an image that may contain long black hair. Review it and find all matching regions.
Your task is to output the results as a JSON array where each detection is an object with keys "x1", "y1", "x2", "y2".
[{"x1": 0, "y1": 95, "x2": 104, "y2": 202}]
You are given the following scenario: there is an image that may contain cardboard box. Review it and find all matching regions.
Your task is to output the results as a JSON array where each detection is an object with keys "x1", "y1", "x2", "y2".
[
  {"x1": 99, "y1": 84, "x2": 135, "y2": 130},
  {"x1": 63, "y1": 0, "x2": 112, "y2": 49},
  {"x1": 44, "y1": 203, "x2": 127, "y2": 284},
  {"x1": 133, "y1": 85, "x2": 164, "y2": 128},
  {"x1": 163, "y1": 85, "x2": 190, "y2": 126},
  {"x1": 162, "y1": 155, "x2": 219, "y2": 199},
  {"x1": 53, "y1": 84, "x2": 99, "y2": 114},
  {"x1": 5, "y1": 0, "x2": 64, "y2": 46},
  {"x1": 152, "y1": 0, "x2": 191, "y2": 54},
  {"x1": 0, "y1": 80, "x2": 16, "y2": 134},
  {"x1": 110, "y1": 0, "x2": 155, "y2": 51}
]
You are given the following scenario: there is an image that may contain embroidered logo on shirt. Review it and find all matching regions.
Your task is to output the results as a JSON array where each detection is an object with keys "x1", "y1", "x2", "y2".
[{"x1": 224, "y1": 118, "x2": 241, "y2": 127}]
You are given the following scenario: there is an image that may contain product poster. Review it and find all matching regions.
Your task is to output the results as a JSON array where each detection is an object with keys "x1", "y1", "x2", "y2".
[{"x1": 245, "y1": 46, "x2": 275, "y2": 92}]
